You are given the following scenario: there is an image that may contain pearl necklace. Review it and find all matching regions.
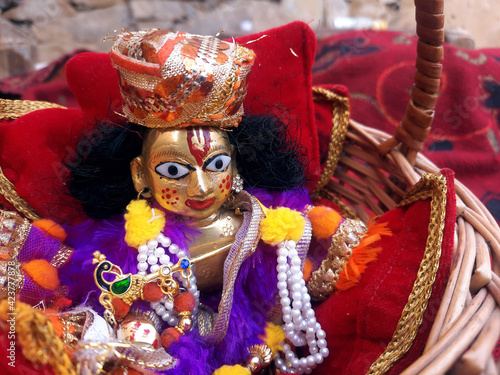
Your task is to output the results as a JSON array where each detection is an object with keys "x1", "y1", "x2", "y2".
[
  {"x1": 136, "y1": 233, "x2": 199, "y2": 327},
  {"x1": 274, "y1": 240, "x2": 329, "y2": 374}
]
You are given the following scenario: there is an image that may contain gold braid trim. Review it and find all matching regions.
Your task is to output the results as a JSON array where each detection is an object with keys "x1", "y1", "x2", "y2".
[
  {"x1": 310, "y1": 87, "x2": 350, "y2": 198},
  {"x1": 0, "y1": 98, "x2": 66, "y2": 120},
  {"x1": 0, "y1": 300, "x2": 76, "y2": 375},
  {"x1": 366, "y1": 173, "x2": 448, "y2": 375},
  {"x1": 0, "y1": 165, "x2": 42, "y2": 221}
]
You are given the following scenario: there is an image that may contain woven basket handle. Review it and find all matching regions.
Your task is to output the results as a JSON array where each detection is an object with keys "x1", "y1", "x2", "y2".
[{"x1": 378, "y1": 0, "x2": 444, "y2": 165}]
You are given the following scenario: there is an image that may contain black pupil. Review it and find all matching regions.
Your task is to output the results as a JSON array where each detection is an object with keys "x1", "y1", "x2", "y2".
[
  {"x1": 168, "y1": 165, "x2": 178, "y2": 175},
  {"x1": 215, "y1": 159, "x2": 223, "y2": 169}
]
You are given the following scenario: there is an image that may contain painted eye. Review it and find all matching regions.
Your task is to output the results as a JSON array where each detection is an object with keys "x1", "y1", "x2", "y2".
[
  {"x1": 205, "y1": 155, "x2": 231, "y2": 172},
  {"x1": 156, "y1": 162, "x2": 190, "y2": 179}
]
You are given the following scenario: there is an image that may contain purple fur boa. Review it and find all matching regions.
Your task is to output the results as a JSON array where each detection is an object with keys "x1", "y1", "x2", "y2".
[{"x1": 59, "y1": 188, "x2": 310, "y2": 374}]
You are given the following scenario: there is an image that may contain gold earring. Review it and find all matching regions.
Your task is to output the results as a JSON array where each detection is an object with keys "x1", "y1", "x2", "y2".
[{"x1": 137, "y1": 188, "x2": 152, "y2": 200}]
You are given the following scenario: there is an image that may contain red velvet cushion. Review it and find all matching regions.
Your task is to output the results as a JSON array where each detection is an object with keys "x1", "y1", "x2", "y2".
[{"x1": 313, "y1": 169, "x2": 455, "y2": 374}]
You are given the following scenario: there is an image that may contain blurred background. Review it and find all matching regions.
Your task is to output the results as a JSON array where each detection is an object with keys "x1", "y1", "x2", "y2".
[{"x1": 0, "y1": 0, "x2": 498, "y2": 78}]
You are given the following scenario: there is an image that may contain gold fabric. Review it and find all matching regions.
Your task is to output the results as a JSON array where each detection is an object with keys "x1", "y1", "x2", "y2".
[{"x1": 0, "y1": 98, "x2": 66, "y2": 120}]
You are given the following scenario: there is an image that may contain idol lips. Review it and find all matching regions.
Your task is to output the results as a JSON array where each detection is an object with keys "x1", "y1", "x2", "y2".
[{"x1": 185, "y1": 197, "x2": 215, "y2": 210}]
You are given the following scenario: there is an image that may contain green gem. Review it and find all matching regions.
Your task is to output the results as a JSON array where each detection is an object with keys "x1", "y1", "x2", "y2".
[{"x1": 111, "y1": 276, "x2": 131, "y2": 295}]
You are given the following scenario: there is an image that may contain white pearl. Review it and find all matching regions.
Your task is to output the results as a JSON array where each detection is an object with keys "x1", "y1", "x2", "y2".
[
  {"x1": 292, "y1": 282, "x2": 302, "y2": 292},
  {"x1": 284, "y1": 322, "x2": 294, "y2": 332},
  {"x1": 307, "y1": 317, "x2": 317, "y2": 327},
  {"x1": 277, "y1": 255, "x2": 287, "y2": 265},
  {"x1": 137, "y1": 262, "x2": 148, "y2": 272},
  {"x1": 161, "y1": 236, "x2": 172, "y2": 247},
  {"x1": 277, "y1": 264, "x2": 287, "y2": 273},
  {"x1": 188, "y1": 286, "x2": 197, "y2": 294},
  {"x1": 306, "y1": 327, "x2": 315, "y2": 337},
  {"x1": 277, "y1": 281, "x2": 287, "y2": 290},
  {"x1": 151, "y1": 302, "x2": 160, "y2": 309},
  {"x1": 193, "y1": 290, "x2": 200, "y2": 299},
  {"x1": 317, "y1": 339, "x2": 327, "y2": 348},
  {"x1": 310, "y1": 346, "x2": 318, "y2": 354},
  {"x1": 317, "y1": 329, "x2": 326, "y2": 339},
  {"x1": 155, "y1": 247, "x2": 165, "y2": 256},
  {"x1": 292, "y1": 300, "x2": 303, "y2": 310},
  {"x1": 299, "y1": 320, "x2": 308, "y2": 331},
  {"x1": 300, "y1": 358, "x2": 307, "y2": 368},
  {"x1": 285, "y1": 349, "x2": 294, "y2": 361},
  {"x1": 147, "y1": 240, "x2": 158, "y2": 249},
  {"x1": 320, "y1": 347, "x2": 329, "y2": 357},
  {"x1": 305, "y1": 309, "x2": 315, "y2": 320},
  {"x1": 279, "y1": 289, "x2": 289, "y2": 298},
  {"x1": 162, "y1": 312, "x2": 171, "y2": 321},
  {"x1": 283, "y1": 314, "x2": 292, "y2": 323},
  {"x1": 164, "y1": 300, "x2": 174, "y2": 310},
  {"x1": 277, "y1": 272, "x2": 287, "y2": 282},
  {"x1": 283, "y1": 306, "x2": 292, "y2": 315},
  {"x1": 305, "y1": 367, "x2": 312, "y2": 374},
  {"x1": 286, "y1": 240, "x2": 296, "y2": 249},
  {"x1": 278, "y1": 247, "x2": 288, "y2": 257},
  {"x1": 177, "y1": 250, "x2": 187, "y2": 258},
  {"x1": 138, "y1": 271, "x2": 146, "y2": 276},
  {"x1": 281, "y1": 297, "x2": 291, "y2": 307},
  {"x1": 147, "y1": 255, "x2": 158, "y2": 265},
  {"x1": 167, "y1": 316, "x2": 178, "y2": 326},
  {"x1": 304, "y1": 302, "x2": 312, "y2": 310},
  {"x1": 291, "y1": 358, "x2": 300, "y2": 368},
  {"x1": 307, "y1": 355, "x2": 316, "y2": 367},
  {"x1": 291, "y1": 273, "x2": 302, "y2": 283},
  {"x1": 291, "y1": 265, "x2": 301, "y2": 274},
  {"x1": 156, "y1": 306, "x2": 166, "y2": 315},
  {"x1": 291, "y1": 256, "x2": 301, "y2": 266},
  {"x1": 169, "y1": 244, "x2": 179, "y2": 254},
  {"x1": 138, "y1": 245, "x2": 148, "y2": 254},
  {"x1": 309, "y1": 339, "x2": 317, "y2": 348},
  {"x1": 150, "y1": 264, "x2": 160, "y2": 273},
  {"x1": 137, "y1": 253, "x2": 148, "y2": 262},
  {"x1": 303, "y1": 293, "x2": 311, "y2": 303},
  {"x1": 292, "y1": 291, "x2": 302, "y2": 301},
  {"x1": 160, "y1": 254, "x2": 171, "y2": 264},
  {"x1": 314, "y1": 353, "x2": 324, "y2": 364},
  {"x1": 291, "y1": 309, "x2": 301, "y2": 319}
]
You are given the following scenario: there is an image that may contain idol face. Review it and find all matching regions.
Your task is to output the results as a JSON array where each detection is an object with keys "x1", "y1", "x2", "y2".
[{"x1": 132, "y1": 127, "x2": 236, "y2": 220}]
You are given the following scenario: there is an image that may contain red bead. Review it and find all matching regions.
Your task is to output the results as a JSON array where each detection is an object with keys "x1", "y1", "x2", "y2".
[{"x1": 173, "y1": 292, "x2": 196, "y2": 313}]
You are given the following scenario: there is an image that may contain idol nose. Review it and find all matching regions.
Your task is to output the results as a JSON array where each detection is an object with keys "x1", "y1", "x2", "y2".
[{"x1": 187, "y1": 169, "x2": 213, "y2": 197}]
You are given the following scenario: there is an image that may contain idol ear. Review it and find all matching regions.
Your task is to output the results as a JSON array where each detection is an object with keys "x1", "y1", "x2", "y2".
[{"x1": 130, "y1": 156, "x2": 151, "y2": 198}]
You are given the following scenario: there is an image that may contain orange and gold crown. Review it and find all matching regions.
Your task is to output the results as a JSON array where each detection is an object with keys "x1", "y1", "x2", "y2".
[{"x1": 109, "y1": 29, "x2": 256, "y2": 129}]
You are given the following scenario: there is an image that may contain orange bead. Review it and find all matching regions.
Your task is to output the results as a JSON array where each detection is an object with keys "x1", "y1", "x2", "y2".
[
  {"x1": 112, "y1": 298, "x2": 130, "y2": 321},
  {"x1": 173, "y1": 292, "x2": 196, "y2": 313},
  {"x1": 161, "y1": 327, "x2": 181, "y2": 350},
  {"x1": 143, "y1": 282, "x2": 164, "y2": 302}
]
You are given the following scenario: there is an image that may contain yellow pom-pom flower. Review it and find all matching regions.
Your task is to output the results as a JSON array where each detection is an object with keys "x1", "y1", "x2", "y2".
[
  {"x1": 124, "y1": 199, "x2": 165, "y2": 248},
  {"x1": 260, "y1": 322, "x2": 286, "y2": 356},
  {"x1": 260, "y1": 207, "x2": 305, "y2": 245},
  {"x1": 213, "y1": 365, "x2": 250, "y2": 375}
]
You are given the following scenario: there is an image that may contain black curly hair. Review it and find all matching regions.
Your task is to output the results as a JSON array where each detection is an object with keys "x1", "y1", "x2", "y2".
[{"x1": 66, "y1": 114, "x2": 307, "y2": 220}]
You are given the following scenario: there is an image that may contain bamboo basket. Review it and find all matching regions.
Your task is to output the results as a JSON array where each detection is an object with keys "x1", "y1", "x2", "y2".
[{"x1": 313, "y1": 0, "x2": 500, "y2": 373}]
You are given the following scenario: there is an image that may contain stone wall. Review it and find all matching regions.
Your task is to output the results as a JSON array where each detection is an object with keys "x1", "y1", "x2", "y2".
[{"x1": 0, "y1": 0, "x2": 497, "y2": 78}]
